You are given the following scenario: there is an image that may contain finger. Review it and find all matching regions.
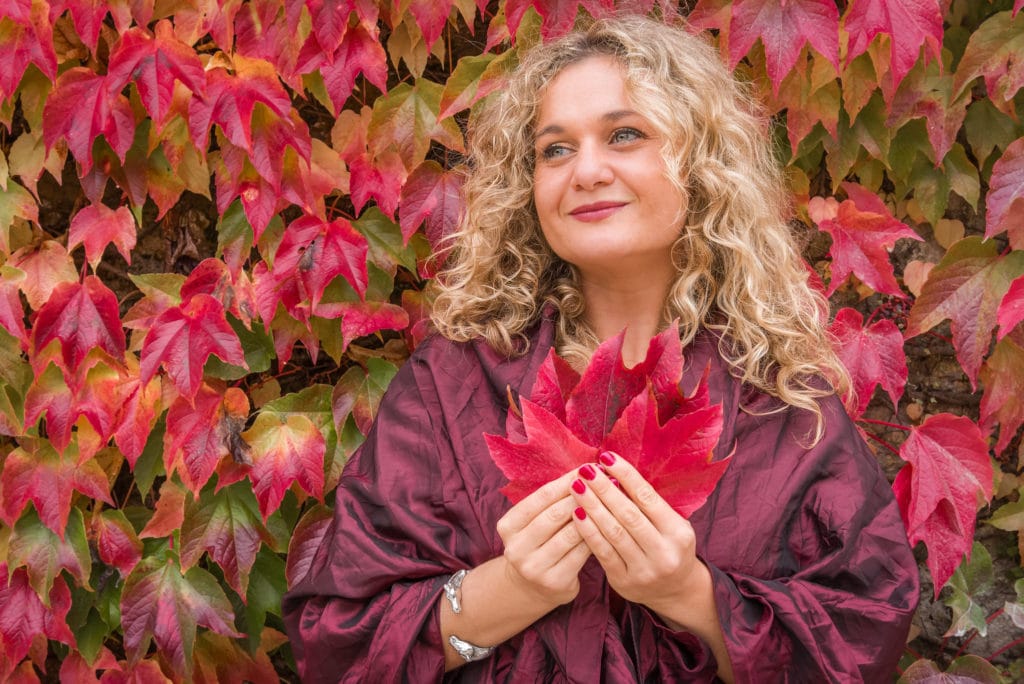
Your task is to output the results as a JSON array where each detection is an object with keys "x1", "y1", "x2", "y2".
[
  {"x1": 576, "y1": 462, "x2": 664, "y2": 554},
  {"x1": 570, "y1": 468, "x2": 645, "y2": 570},
  {"x1": 596, "y1": 450, "x2": 681, "y2": 536},
  {"x1": 499, "y1": 469, "x2": 583, "y2": 535}
]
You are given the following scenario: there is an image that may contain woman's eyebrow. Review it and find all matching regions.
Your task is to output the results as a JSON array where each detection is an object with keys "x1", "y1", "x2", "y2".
[{"x1": 533, "y1": 110, "x2": 640, "y2": 141}]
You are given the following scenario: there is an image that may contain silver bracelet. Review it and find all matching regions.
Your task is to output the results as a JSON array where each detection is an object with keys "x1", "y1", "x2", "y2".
[
  {"x1": 443, "y1": 569, "x2": 468, "y2": 614},
  {"x1": 448, "y1": 634, "x2": 495, "y2": 662}
]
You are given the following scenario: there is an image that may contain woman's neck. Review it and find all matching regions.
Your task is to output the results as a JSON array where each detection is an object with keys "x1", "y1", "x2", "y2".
[{"x1": 580, "y1": 276, "x2": 672, "y2": 368}]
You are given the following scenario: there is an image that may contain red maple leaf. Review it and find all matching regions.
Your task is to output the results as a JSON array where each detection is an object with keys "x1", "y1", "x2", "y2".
[
  {"x1": 42, "y1": 68, "x2": 136, "y2": 174},
  {"x1": 892, "y1": 413, "x2": 993, "y2": 594},
  {"x1": 163, "y1": 384, "x2": 250, "y2": 496},
  {"x1": 30, "y1": 276, "x2": 126, "y2": 376},
  {"x1": 828, "y1": 307, "x2": 907, "y2": 417},
  {"x1": 0, "y1": 564, "x2": 74, "y2": 678},
  {"x1": 728, "y1": 0, "x2": 839, "y2": 93},
  {"x1": 0, "y1": 440, "x2": 112, "y2": 539},
  {"x1": 399, "y1": 160, "x2": 464, "y2": 248},
  {"x1": 63, "y1": 0, "x2": 111, "y2": 53},
  {"x1": 139, "y1": 293, "x2": 246, "y2": 400},
  {"x1": 106, "y1": 19, "x2": 206, "y2": 126},
  {"x1": 66, "y1": 203, "x2": 137, "y2": 269},
  {"x1": 998, "y1": 276, "x2": 1024, "y2": 340},
  {"x1": 809, "y1": 182, "x2": 922, "y2": 297},
  {"x1": 844, "y1": 0, "x2": 943, "y2": 90},
  {"x1": 985, "y1": 136, "x2": 1024, "y2": 250},
  {"x1": 486, "y1": 326, "x2": 729, "y2": 516},
  {"x1": 0, "y1": 0, "x2": 57, "y2": 100},
  {"x1": 905, "y1": 236, "x2": 1024, "y2": 388}
]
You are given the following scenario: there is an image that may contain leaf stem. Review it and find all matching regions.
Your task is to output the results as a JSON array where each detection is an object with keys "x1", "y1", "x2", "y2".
[
  {"x1": 863, "y1": 431, "x2": 901, "y2": 457},
  {"x1": 865, "y1": 306, "x2": 883, "y2": 327},
  {"x1": 860, "y1": 417, "x2": 910, "y2": 432},
  {"x1": 989, "y1": 634, "x2": 1024, "y2": 660}
]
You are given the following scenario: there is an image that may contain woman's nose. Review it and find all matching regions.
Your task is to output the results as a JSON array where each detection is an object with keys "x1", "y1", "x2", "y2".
[{"x1": 571, "y1": 142, "x2": 614, "y2": 190}]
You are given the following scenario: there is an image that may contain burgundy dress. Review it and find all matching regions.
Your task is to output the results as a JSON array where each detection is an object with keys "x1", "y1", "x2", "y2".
[{"x1": 282, "y1": 312, "x2": 919, "y2": 683}]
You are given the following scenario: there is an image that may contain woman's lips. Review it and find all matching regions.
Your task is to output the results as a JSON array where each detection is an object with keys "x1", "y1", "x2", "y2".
[{"x1": 569, "y1": 201, "x2": 627, "y2": 222}]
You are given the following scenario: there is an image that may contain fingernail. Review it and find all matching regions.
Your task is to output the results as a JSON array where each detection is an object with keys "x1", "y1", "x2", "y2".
[
  {"x1": 571, "y1": 479, "x2": 586, "y2": 494},
  {"x1": 579, "y1": 464, "x2": 597, "y2": 481},
  {"x1": 610, "y1": 477, "x2": 622, "y2": 490},
  {"x1": 598, "y1": 451, "x2": 616, "y2": 467},
  {"x1": 574, "y1": 506, "x2": 586, "y2": 521}
]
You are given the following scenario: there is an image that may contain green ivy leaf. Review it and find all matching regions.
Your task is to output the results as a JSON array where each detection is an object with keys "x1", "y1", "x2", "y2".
[{"x1": 943, "y1": 541, "x2": 994, "y2": 638}]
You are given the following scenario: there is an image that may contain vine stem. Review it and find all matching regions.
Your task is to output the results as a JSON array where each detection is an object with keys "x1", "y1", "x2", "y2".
[
  {"x1": 860, "y1": 417, "x2": 911, "y2": 432},
  {"x1": 952, "y1": 608, "x2": 1006, "y2": 659},
  {"x1": 864, "y1": 431, "x2": 901, "y2": 456},
  {"x1": 865, "y1": 305, "x2": 883, "y2": 327},
  {"x1": 989, "y1": 634, "x2": 1024, "y2": 660}
]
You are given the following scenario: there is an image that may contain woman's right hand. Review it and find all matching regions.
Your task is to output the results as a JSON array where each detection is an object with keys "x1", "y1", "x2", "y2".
[{"x1": 495, "y1": 470, "x2": 592, "y2": 607}]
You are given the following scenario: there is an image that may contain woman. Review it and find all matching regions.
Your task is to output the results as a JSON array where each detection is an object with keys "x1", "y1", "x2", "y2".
[{"x1": 283, "y1": 15, "x2": 919, "y2": 683}]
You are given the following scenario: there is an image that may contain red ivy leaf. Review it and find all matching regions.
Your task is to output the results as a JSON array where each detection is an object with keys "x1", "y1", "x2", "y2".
[
  {"x1": 92, "y1": 509, "x2": 143, "y2": 577},
  {"x1": 42, "y1": 68, "x2": 136, "y2": 174},
  {"x1": 998, "y1": 276, "x2": 1024, "y2": 340},
  {"x1": 120, "y1": 555, "x2": 242, "y2": 677},
  {"x1": 728, "y1": 0, "x2": 839, "y2": 93},
  {"x1": 844, "y1": 0, "x2": 943, "y2": 90},
  {"x1": 809, "y1": 182, "x2": 922, "y2": 297},
  {"x1": 905, "y1": 236, "x2": 1024, "y2": 388},
  {"x1": 0, "y1": 267, "x2": 29, "y2": 348},
  {"x1": 0, "y1": 564, "x2": 74, "y2": 675},
  {"x1": 487, "y1": 325, "x2": 728, "y2": 515},
  {"x1": 828, "y1": 307, "x2": 907, "y2": 417},
  {"x1": 980, "y1": 337, "x2": 1024, "y2": 455},
  {"x1": 0, "y1": 0, "x2": 58, "y2": 100},
  {"x1": 139, "y1": 478, "x2": 188, "y2": 539},
  {"x1": 63, "y1": 0, "x2": 110, "y2": 53},
  {"x1": 140, "y1": 293, "x2": 246, "y2": 400},
  {"x1": 11, "y1": 240, "x2": 79, "y2": 312},
  {"x1": 985, "y1": 136, "x2": 1024, "y2": 251},
  {"x1": 285, "y1": 504, "x2": 332, "y2": 587},
  {"x1": 407, "y1": 0, "x2": 453, "y2": 49},
  {"x1": 271, "y1": 215, "x2": 369, "y2": 312},
  {"x1": 399, "y1": 160, "x2": 464, "y2": 248},
  {"x1": 67, "y1": 203, "x2": 137, "y2": 269},
  {"x1": 106, "y1": 20, "x2": 206, "y2": 126},
  {"x1": 505, "y1": 0, "x2": 614, "y2": 39},
  {"x1": 0, "y1": 441, "x2": 112, "y2": 539},
  {"x1": 187, "y1": 57, "x2": 292, "y2": 154},
  {"x1": 892, "y1": 413, "x2": 993, "y2": 594},
  {"x1": 349, "y1": 151, "x2": 406, "y2": 219},
  {"x1": 179, "y1": 482, "x2": 273, "y2": 597},
  {"x1": 23, "y1": 363, "x2": 75, "y2": 453},
  {"x1": 221, "y1": 412, "x2": 326, "y2": 520},
  {"x1": 316, "y1": 301, "x2": 409, "y2": 351},
  {"x1": 31, "y1": 276, "x2": 126, "y2": 375},
  {"x1": 163, "y1": 384, "x2": 250, "y2": 496},
  {"x1": 320, "y1": 21, "x2": 388, "y2": 113}
]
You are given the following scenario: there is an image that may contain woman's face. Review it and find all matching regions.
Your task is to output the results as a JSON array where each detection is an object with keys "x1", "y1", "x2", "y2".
[{"x1": 532, "y1": 55, "x2": 686, "y2": 289}]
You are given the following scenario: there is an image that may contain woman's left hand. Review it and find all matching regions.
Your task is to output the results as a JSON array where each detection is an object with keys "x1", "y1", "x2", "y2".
[{"x1": 568, "y1": 451, "x2": 700, "y2": 614}]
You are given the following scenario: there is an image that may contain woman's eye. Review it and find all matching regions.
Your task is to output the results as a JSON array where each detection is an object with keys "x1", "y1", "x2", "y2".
[
  {"x1": 610, "y1": 128, "x2": 644, "y2": 144},
  {"x1": 541, "y1": 144, "x2": 570, "y2": 160}
]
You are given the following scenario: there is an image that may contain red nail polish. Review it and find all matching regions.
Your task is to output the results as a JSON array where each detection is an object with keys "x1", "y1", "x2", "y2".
[
  {"x1": 571, "y1": 479, "x2": 586, "y2": 494},
  {"x1": 574, "y1": 506, "x2": 586, "y2": 521},
  {"x1": 599, "y1": 451, "x2": 616, "y2": 467},
  {"x1": 610, "y1": 477, "x2": 622, "y2": 490},
  {"x1": 579, "y1": 464, "x2": 597, "y2": 480}
]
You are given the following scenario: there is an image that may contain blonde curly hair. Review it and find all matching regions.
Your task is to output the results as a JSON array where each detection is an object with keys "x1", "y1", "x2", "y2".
[{"x1": 431, "y1": 14, "x2": 850, "y2": 439}]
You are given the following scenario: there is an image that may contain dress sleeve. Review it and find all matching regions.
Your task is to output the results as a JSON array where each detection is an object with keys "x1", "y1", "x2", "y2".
[
  {"x1": 633, "y1": 394, "x2": 919, "y2": 683},
  {"x1": 282, "y1": 357, "x2": 467, "y2": 684}
]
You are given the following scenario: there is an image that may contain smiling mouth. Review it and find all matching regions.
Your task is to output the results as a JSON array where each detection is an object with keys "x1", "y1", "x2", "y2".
[{"x1": 569, "y1": 202, "x2": 627, "y2": 221}]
